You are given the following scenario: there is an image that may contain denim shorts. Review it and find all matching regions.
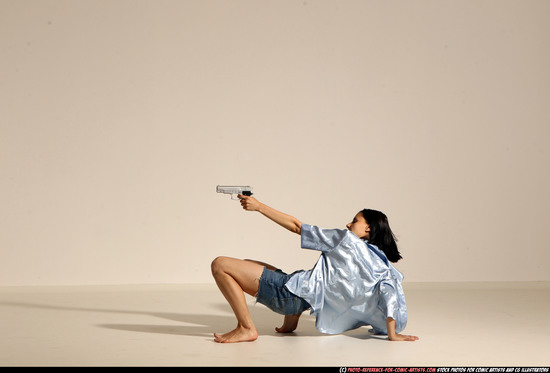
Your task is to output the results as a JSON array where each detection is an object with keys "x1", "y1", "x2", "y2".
[{"x1": 256, "y1": 267, "x2": 311, "y2": 316}]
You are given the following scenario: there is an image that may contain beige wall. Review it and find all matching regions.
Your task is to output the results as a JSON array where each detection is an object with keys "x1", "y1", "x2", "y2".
[{"x1": 1, "y1": 0, "x2": 549, "y2": 286}]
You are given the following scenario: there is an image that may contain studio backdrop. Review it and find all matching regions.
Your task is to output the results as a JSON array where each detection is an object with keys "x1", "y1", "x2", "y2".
[{"x1": 1, "y1": 0, "x2": 549, "y2": 286}]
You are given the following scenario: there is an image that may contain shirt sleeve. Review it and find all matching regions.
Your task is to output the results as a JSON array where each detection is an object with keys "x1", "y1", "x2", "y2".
[
  {"x1": 378, "y1": 276, "x2": 399, "y2": 320},
  {"x1": 301, "y1": 223, "x2": 349, "y2": 253}
]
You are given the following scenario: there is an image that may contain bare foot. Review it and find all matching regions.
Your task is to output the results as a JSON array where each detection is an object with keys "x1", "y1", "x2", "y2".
[
  {"x1": 214, "y1": 325, "x2": 258, "y2": 343},
  {"x1": 275, "y1": 314, "x2": 301, "y2": 333}
]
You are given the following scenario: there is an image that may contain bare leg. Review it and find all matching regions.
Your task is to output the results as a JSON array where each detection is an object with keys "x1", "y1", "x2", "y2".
[
  {"x1": 210, "y1": 256, "x2": 266, "y2": 343},
  {"x1": 276, "y1": 314, "x2": 302, "y2": 333}
]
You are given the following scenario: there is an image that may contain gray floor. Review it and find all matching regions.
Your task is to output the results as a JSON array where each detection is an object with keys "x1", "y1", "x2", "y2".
[{"x1": 1, "y1": 282, "x2": 549, "y2": 366}]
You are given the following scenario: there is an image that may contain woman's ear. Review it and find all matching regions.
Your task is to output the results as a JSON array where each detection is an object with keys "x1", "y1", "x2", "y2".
[{"x1": 364, "y1": 225, "x2": 371, "y2": 239}]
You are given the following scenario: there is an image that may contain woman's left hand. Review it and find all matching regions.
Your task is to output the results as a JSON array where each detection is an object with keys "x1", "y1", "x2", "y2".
[
  {"x1": 389, "y1": 333, "x2": 419, "y2": 342},
  {"x1": 386, "y1": 318, "x2": 419, "y2": 341}
]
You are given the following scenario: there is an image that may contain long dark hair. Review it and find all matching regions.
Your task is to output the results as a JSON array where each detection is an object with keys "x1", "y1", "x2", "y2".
[{"x1": 361, "y1": 209, "x2": 402, "y2": 263}]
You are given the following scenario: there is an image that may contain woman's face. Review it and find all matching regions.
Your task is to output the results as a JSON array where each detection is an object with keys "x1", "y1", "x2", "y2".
[{"x1": 346, "y1": 212, "x2": 371, "y2": 240}]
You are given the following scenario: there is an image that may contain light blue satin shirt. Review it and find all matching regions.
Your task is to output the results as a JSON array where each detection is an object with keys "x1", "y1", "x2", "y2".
[{"x1": 284, "y1": 223, "x2": 408, "y2": 335}]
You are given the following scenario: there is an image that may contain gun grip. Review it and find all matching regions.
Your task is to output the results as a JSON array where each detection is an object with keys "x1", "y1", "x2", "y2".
[{"x1": 242, "y1": 191, "x2": 252, "y2": 196}]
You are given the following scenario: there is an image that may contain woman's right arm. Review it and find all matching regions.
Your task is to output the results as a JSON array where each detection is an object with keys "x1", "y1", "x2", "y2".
[{"x1": 238, "y1": 195, "x2": 302, "y2": 235}]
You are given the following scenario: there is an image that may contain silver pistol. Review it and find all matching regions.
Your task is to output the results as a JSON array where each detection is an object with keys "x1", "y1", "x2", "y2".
[{"x1": 216, "y1": 185, "x2": 253, "y2": 200}]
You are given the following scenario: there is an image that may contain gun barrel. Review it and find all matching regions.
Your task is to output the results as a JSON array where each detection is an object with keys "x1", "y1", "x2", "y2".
[
  {"x1": 216, "y1": 185, "x2": 253, "y2": 200},
  {"x1": 216, "y1": 185, "x2": 253, "y2": 195}
]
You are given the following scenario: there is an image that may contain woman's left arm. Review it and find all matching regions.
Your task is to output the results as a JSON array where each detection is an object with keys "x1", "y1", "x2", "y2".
[{"x1": 385, "y1": 318, "x2": 419, "y2": 342}]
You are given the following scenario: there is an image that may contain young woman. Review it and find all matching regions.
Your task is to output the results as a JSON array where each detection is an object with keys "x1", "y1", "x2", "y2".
[{"x1": 211, "y1": 194, "x2": 418, "y2": 343}]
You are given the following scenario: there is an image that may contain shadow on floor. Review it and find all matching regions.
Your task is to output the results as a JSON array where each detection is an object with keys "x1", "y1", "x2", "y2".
[{"x1": 0, "y1": 298, "x2": 382, "y2": 341}]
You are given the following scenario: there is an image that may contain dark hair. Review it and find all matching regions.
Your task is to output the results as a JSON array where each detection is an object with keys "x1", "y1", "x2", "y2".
[{"x1": 360, "y1": 209, "x2": 402, "y2": 263}]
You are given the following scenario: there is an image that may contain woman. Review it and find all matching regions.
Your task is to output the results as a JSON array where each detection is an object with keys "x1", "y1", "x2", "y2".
[{"x1": 211, "y1": 194, "x2": 418, "y2": 343}]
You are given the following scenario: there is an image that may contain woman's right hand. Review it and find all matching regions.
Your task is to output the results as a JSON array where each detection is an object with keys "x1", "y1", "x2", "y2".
[{"x1": 238, "y1": 195, "x2": 262, "y2": 212}]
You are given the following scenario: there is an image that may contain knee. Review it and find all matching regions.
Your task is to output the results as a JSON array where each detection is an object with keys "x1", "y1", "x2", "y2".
[{"x1": 211, "y1": 256, "x2": 228, "y2": 277}]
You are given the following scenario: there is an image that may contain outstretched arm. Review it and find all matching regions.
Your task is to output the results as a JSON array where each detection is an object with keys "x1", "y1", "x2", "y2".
[
  {"x1": 385, "y1": 318, "x2": 419, "y2": 342},
  {"x1": 238, "y1": 195, "x2": 302, "y2": 235}
]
